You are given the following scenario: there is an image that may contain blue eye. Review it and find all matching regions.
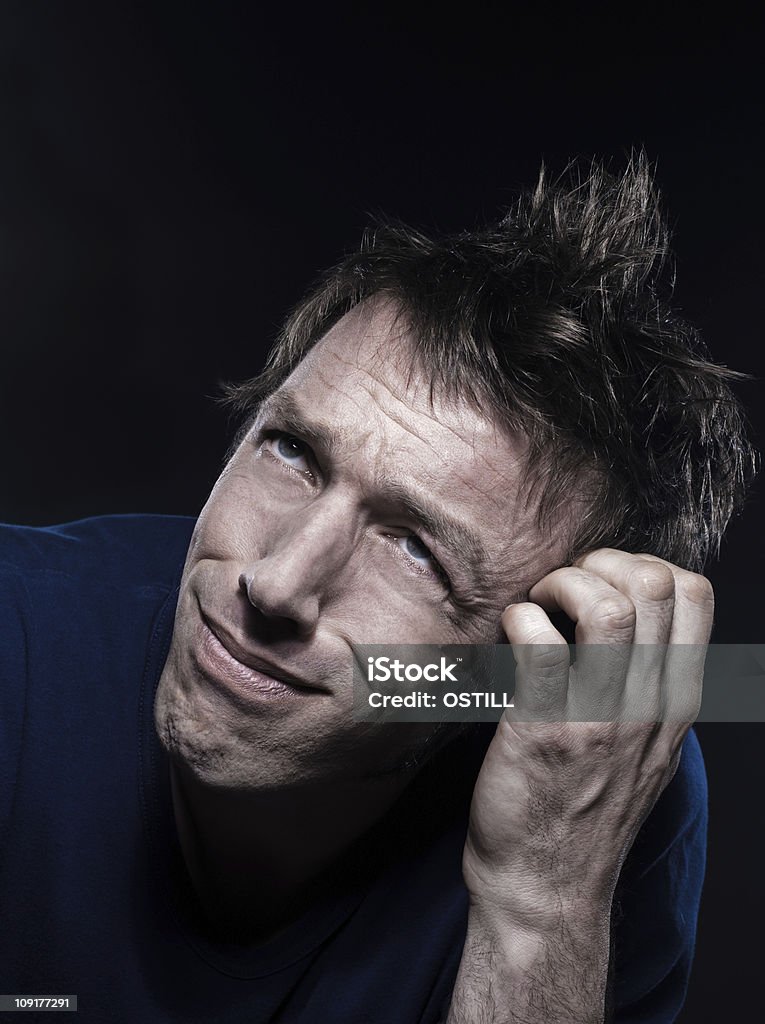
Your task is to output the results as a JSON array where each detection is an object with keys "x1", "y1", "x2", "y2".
[
  {"x1": 395, "y1": 534, "x2": 449, "y2": 587},
  {"x1": 272, "y1": 434, "x2": 311, "y2": 472},
  {"x1": 399, "y1": 534, "x2": 430, "y2": 563}
]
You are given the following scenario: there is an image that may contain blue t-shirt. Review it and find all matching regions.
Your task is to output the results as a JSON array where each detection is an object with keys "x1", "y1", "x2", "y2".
[{"x1": 0, "y1": 516, "x2": 708, "y2": 1023}]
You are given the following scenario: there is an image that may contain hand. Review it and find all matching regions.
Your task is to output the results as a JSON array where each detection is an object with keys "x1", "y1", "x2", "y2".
[{"x1": 462, "y1": 548, "x2": 713, "y2": 928}]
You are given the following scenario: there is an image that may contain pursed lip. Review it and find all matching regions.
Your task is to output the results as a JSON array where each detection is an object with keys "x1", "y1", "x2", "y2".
[{"x1": 198, "y1": 607, "x2": 329, "y2": 694}]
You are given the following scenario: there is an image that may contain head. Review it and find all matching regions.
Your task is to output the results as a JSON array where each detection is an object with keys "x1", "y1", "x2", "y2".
[{"x1": 155, "y1": 153, "x2": 755, "y2": 794}]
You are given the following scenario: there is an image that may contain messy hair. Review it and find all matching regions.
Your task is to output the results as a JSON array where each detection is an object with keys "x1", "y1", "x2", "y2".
[{"x1": 223, "y1": 152, "x2": 756, "y2": 572}]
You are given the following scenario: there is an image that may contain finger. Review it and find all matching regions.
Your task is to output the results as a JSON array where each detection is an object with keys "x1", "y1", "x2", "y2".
[
  {"x1": 528, "y1": 566, "x2": 637, "y2": 644},
  {"x1": 501, "y1": 602, "x2": 570, "y2": 721},
  {"x1": 573, "y1": 549, "x2": 676, "y2": 645},
  {"x1": 632, "y1": 554, "x2": 714, "y2": 644},
  {"x1": 631, "y1": 555, "x2": 712, "y2": 722},
  {"x1": 527, "y1": 568, "x2": 635, "y2": 720},
  {"x1": 572, "y1": 549, "x2": 676, "y2": 719}
]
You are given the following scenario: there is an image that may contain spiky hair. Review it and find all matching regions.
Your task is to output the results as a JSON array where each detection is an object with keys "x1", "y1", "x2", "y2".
[{"x1": 223, "y1": 152, "x2": 756, "y2": 571}]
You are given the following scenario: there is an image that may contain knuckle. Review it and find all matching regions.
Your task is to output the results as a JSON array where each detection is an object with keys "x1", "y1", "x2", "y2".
[
  {"x1": 676, "y1": 572, "x2": 715, "y2": 609},
  {"x1": 510, "y1": 721, "x2": 574, "y2": 762},
  {"x1": 524, "y1": 642, "x2": 570, "y2": 676},
  {"x1": 535, "y1": 732, "x2": 574, "y2": 765},
  {"x1": 590, "y1": 596, "x2": 636, "y2": 634},
  {"x1": 627, "y1": 562, "x2": 675, "y2": 602},
  {"x1": 583, "y1": 724, "x2": 620, "y2": 755}
]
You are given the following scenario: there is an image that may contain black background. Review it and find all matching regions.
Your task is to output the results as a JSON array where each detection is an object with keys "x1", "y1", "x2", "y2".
[{"x1": 1, "y1": 3, "x2": 762, "y2": 1019}]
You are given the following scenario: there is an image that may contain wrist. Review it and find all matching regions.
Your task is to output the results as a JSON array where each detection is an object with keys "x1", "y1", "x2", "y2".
[
  {"x1": 463, "y1": 847, "x2": 616, "y2": 938},
  {"x1": 467, "y1": 885, "x2": 613, "y2": 948}
]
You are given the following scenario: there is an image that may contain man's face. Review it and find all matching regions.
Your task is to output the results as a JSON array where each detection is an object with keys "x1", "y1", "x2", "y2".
[{"x1": 155, "y1": 299, "x2": 571, "y2": 789}]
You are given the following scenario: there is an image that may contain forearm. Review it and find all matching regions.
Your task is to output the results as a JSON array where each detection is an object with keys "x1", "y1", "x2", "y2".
[{"x1": 445, "y1": 897, "x2": 613, "y2": 1024}]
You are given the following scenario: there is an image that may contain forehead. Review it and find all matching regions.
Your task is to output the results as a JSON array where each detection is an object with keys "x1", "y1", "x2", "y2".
[
  {"x1": 282, "y1": 300, "x2": 521, "y2": 495},
  {"x1": 261, "y1": 299, "x2": 570, "y2": 595}
]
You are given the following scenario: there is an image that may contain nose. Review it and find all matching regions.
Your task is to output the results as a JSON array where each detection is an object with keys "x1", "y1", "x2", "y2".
[{"x1": 238, "y1": 498, "x2": 352, "y2": 639}]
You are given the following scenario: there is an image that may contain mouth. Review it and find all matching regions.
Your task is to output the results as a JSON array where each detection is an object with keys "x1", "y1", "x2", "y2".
[{"x1": 192, "y1": 606, "x2": 329, "y2": 707}]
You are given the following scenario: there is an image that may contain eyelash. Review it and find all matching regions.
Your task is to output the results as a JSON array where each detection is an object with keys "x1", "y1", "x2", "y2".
[
  {"x1": 257, "y1": 429, "x2": 452, "y2": 592},
  {"x1": 387, "y1": 536, "x2": 452, "y2": 590},
  {"x1": 259, "y1": 430, "x2": 315, "y2": 480}
]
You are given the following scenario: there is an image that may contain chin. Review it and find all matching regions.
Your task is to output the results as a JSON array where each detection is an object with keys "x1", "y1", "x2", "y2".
[
  {"x1": 154, "y1": 671, "x2": 223, "y2": 775},
  {"x1": 153, "y1": 677, "x2": 295, "y2": 792}
]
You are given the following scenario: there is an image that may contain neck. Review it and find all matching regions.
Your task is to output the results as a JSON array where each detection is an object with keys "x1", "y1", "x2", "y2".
[{"x1": 169, "y1": 759, "x2": 413, "y2": 943}]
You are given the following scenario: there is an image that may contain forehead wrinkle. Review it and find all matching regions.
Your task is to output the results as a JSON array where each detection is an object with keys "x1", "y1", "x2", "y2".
[
  {"x1": 356, "y1": 372, "x2": 479, "y2": 456},
  {"x1": 356, "y1": 380, "x2": 515, "y2": 509},
  {"x1": 353, "y1": 367, "x2": 532, "y2": 512}
]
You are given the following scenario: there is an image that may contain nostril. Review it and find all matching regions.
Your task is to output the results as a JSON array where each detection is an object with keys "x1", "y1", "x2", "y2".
[
  {"x1": 237, "y1": 563, "x2": 320, "y2": 639},
  {"x1": 239, "y1": 570, "x2": 269, "y2": 619},
  {"x1": 239, "y1": 570, "x2": 264, "y2": 611},
  {"x1": 238, "y1": 571, "x2": 254, "y2": 609}
]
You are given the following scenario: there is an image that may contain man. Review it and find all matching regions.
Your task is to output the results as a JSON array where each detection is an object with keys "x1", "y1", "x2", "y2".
[{"x1": 0, "y1": 156, "x2": 754, "y2": 1022}]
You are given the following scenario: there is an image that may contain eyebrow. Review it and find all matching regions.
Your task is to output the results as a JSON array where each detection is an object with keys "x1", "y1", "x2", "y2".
[
  {"x1": 256, "y1": 391, "x2": 344, "y2": 451},
  {"x1": 376, "y1": 477, "x2": 490, "y2": 571},
  {"x1": 255, "y1": 390, "x2": 492, "y2": 573}
]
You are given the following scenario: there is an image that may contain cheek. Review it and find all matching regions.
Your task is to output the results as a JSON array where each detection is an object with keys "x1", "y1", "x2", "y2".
[
  {"x1": 321, "y1": 573, "x2": 463, "y2": 646},
  {"x1": 190, "y1": 468, "x2": 274, "y2": 559}
]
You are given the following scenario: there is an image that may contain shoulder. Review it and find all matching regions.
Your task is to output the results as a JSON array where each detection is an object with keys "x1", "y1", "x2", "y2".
[
  {"x1": 0, "y1": 513, "x2": 196, "y2": 592},
  {"x1": 0, "y1": 515, "x2": 195, "y2": 843},
  {"x1": 0, "y1": 513, "x2": 196, "y2": 746}
]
